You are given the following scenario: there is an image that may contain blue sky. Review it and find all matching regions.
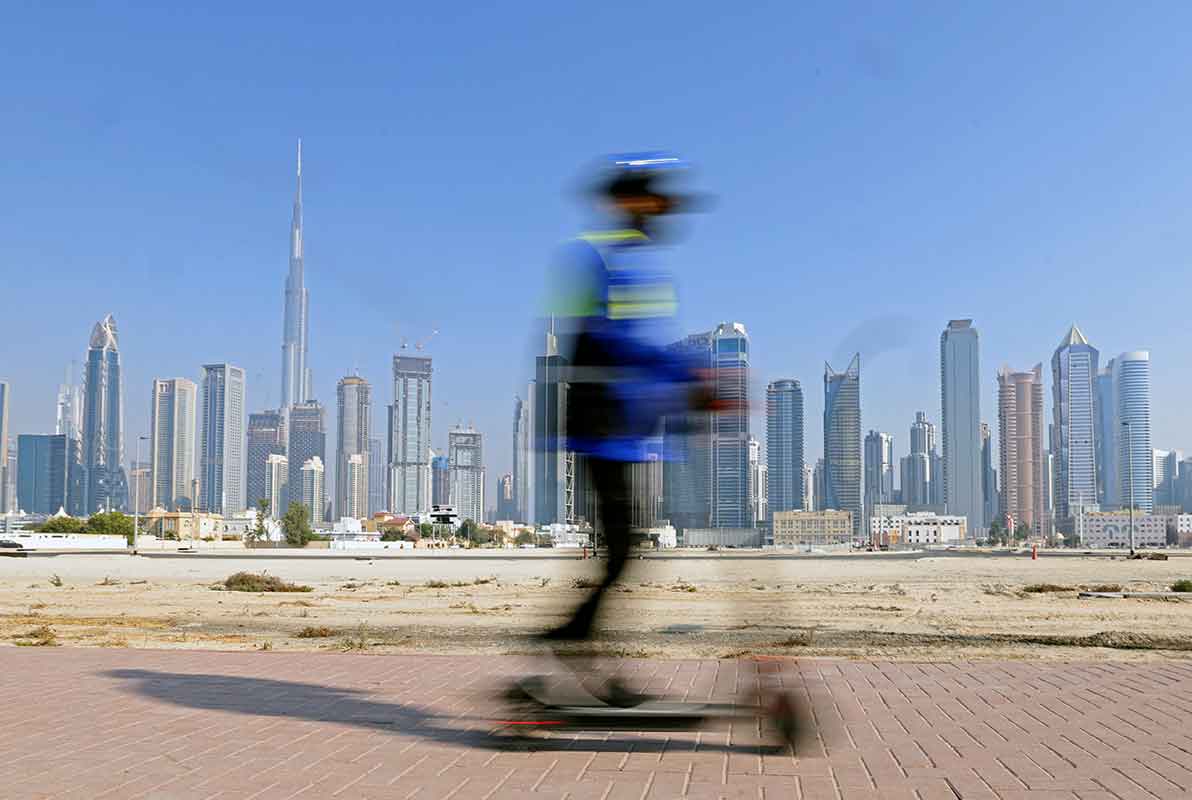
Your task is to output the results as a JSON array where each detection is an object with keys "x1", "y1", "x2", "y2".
[{"x1": 4, "y1": 2, "x2": 1192, "y2": 492}]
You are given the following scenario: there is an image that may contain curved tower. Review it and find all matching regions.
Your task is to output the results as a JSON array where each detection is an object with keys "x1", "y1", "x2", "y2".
[{"x1": 83, "y1": 314, "x2": 126, "y2": 512}]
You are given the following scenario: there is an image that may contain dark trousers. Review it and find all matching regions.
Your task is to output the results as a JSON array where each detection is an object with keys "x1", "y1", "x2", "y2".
[{"x1": 557, "y1": 458, "x2": 632, "y2": 640}]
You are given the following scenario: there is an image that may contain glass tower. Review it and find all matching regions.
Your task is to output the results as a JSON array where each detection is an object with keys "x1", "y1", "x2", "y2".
[{"x1": 824, "y1": 354, "x2": 862, "y2": 537}]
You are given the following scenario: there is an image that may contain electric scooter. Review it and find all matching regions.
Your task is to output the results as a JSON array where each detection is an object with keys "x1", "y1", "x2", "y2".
[{"x1": 494, "y1": 664, "x2": 805, "y2": 749}]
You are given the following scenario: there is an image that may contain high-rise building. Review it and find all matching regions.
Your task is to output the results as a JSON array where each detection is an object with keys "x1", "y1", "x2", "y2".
[
  {"x1": 129, "y1": 461, "x2": 151, "y2": 515},
  {"x1": 1153, "y1": 449, "x2": 1183, "y2": 509},
  {"x1": 801, "y1": 464, "x2": 813, "y2": 511},
  {"x1": 998, "y1": 365, "x2": 1045, "y2": 536},
  {"x1": 765, "y1": 379, "x2": 804, "y2": 519},
  {"x1": 812, "y1": 458, "x2": 826, "y2": 512},
  {"x1": 264, "y1": 453, "x2": 288, "y2": 519},
  {"x1": 199, "y1": 364, "x2": 246, "y2": 515},
  {"x1": 336, "y1": 376, "x2": 371, "y2": 519},
  {"x1": 629, "y1": 440, "x2": 665, "y2": 529},
  {"x1": 1094, "y1": 367, "x2": 1117, "y2": 508},
  {"x1": 940, "y1": 320, "x2": 982, "y2": 530},
  {"x1": 533, "y1": 326, "x2": 573, "y2": 525},
  {"x1": 288, "y1": 401, "x2": 326, "y2": 510},
  {"x1": 824, "y1": 354, "x2": 862, "y2": 536},
  {"x1": 710, "y1": 323, "x2": 750, "y2": 527},
  {"x1": 367, "y1": 437, "x2": 384, "y2": 515},
  {"x1": 4, "y1": 435, "x2": 14, "y2": 514},
  {"x1": 1050, "y1": 325, "x2": 1099, "y2": 525},
  {"x1": 900, "y1": 411, "x2": 937, "y2": 508},
  {"x1": 388, "y1": 356, "x2": 432, "y2": 514},
  {"x1": 16, "y1": 434, "x2": 75, "y2": 515},
  {"x1": 246, "y1": 410, "x2": 285, "y2": 511},
  {"x1": 864, "y1": 430, "x2": 895, "y2": 521},
  {"x1": 56, "y1": 364, "x2": 83, "y2": 443},
  {"x1": 448, "y1": 426, "x2": 484, "y2": 523},
  {"x1": 747, "y1": 436, "x2": 767, "y2": 527},
  {"x1": 496, "y1": 473, "x2": 516, "y2": 520},
  {"x1": 149, "y1": 378, "x2": 197, "y2": 511},
  {"x1": 343, "y1": 453, "x2": 368, "y2": 519},
  {"x1": 300, "y1": 456, "x2": 325, "y2": 526},
  {"x1": 663, "y1": 331, "x2": 713, "y2": 531},
  {"x1": 1113, "y1": 352, "x2": 1153, "y2": 513},
  {"x1": 82, "y1": 315, "x2": 127, "y2": 513},
  {"x1": 980, "y1": 422, "x2": 997, "y2": 527},
  {"x1": 0, "y1": 382, "x2": 8, "y2": 514},
  {"x1": 431, "y1": 454, "x2": 450, "y2": 506},
  {"x1": 280, "y1": 140, "x2": 311, "y2": 413},
  {"x1": 512, "y1": 396, "x2": 531, "y2": 523}
]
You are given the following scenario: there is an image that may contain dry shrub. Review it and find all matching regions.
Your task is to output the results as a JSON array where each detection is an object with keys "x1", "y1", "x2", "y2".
[
  {"x1": 297, "y1": 626, "x2": 336, "y2": 638},
  {"x1": 224, "y1": 572, "x2": 312, "y2": 593}
]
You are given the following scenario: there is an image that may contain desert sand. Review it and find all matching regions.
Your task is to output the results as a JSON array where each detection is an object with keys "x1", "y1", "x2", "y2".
[{"x1": 2, "y1": 550, "x2": 1191, "y2": 661}]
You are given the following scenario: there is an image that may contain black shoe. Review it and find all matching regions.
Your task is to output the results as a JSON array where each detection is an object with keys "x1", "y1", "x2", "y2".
[{"x1": 601, "y1": 678, "x2": 657, "y2": 708}]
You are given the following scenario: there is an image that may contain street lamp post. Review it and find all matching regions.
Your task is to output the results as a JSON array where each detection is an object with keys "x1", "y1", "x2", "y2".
[
  {"x1": 133, "y1": 435, "x2": 149, "y2": 553},
  {"x1": 1122, "y1": 421, "x2": 1136, "y2": 556}
]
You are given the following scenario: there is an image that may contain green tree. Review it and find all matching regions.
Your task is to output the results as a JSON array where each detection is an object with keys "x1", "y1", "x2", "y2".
[
  {"x1": 1013, "y1": 523, "x2": 1032, "y2": 542},
  {"x1": 514, "y1": 530, "x2": 536, "y2": 547},
  {"x1": 418, "y1": 522, "x2": 433, "y2": 539},
  {"x1": 36, "y1": 516, "x2": 86, "y2": 534},
  {"x1": 460, "y1": 520, "x2": 492, "y2": 546},
  {"x1": 988, "y1": 518, "x2": 1005, "y2": 545},
  {"x1": 87, "y1": 511, "x2": 135, "y2": 544},
  {"x1": 282, "y1": 502, "x2": 313, "y2": 547},
  {"x1": 246, "y1": 499, "x2": 271, "y2": 545}
]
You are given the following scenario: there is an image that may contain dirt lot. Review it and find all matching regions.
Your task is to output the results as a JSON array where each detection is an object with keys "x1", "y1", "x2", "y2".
[{"x1": 2, "y1": 551, "x2": 1191, "y2": 661}]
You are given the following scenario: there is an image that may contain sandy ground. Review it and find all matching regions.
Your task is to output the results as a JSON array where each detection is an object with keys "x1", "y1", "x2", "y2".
[{"x1": 2, "y1": 550, "x2": 1191, "y2": 661}]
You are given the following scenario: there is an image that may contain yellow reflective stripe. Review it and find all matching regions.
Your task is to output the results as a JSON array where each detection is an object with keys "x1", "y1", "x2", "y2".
[
  {"x1": 578, "y1": 230, "x2": 649, "y2": 244},
  {"x1": 607, "y1": 284, "x2": 677, "y2": 319}
]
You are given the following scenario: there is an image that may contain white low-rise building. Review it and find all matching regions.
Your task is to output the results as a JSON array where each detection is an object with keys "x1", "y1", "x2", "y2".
[
  {"x1": 1078, "y1": 512, "x2": 1167, "y2": 548},
  {"x1": 870, "y1": 512, "x2": 967, "y2": 548},
  {"x1": 538, "y1": 523, "x2": 591, "y2": 548}
]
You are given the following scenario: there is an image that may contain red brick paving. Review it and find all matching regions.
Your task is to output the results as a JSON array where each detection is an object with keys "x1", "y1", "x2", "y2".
[{"x1": 0, "y1": 650, "x2": 1190, "y2": 799}]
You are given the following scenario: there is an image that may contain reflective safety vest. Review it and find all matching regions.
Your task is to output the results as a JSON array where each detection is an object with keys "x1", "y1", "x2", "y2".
[{"x1": 574, "y1": 230, "x2": 678, "y2": 322}]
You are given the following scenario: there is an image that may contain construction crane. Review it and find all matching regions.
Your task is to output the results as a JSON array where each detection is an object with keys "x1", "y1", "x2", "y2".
[{"x1": 415, "y1": 328, "x2": 439, "y2": 351}]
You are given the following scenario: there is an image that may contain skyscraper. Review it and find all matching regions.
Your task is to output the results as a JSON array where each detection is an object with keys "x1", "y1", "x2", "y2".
[
  {"x1": 300, "y1": 456, "x2": 325, "y2": 526},
  {"x1": 343, "y1": 453, "x2": 368, "y2": 519},
  {"x1": 747, "y1": 436, "x2": 767, "y2": 527},
  {"x1": 367, "y1": 437, "x2": 384, "y2": 515},
  {"x1": 431, "y1": 454, "x2": 450, "y2": 506},
  {"x1": 1153, "y1": 449, "x2": 1183, "y2": 509},
  {"x1": 1113, "y1": 351, "x2": 1153, "y2": 513},
  {"x1": 246, "y1": 410, "x2": 285, "y2": 511},
  {"x1": 288, "y1": 401, "x2": 326, "y2": 511},
  {"x1": 1050, "y1": 325, "x2": 1099, "y2": 525},
  {"x1": 900, "y1": 411, "x2": 937, "y2": 508},
  {"x1": 496, "y1": 474, "x2": 516, "y2": 521},
  {"x1": 448, "y1": 426, "x2": 484, "y2": 523},
  {"x1": 940, "y1": 319, "x2": 982, "y2": 530},
  {"x1": 864, "y1": 430, "x2": 895, "y2": 519},
  {"x1": 280, "y1": 139, "x2": 311, "y2": 413},
  {"x1": 998, "y1": 365, "x2": 1045, "y2": 535},
  {"x1": 628, "y1": 439, "x2": 665, "y2": 529},
  {"x1": 801, "y1": 464, "x2": 813, "y2": 511},
  {"x1": 336, "y1": 376, "x2": 371, "y2": 519},
  {"x1": 663, "y1": 331, "x2": 713, "y2": 531},
  {"x1": 533, "y1": 326, "x2": 572, "y2": 525},
  {"x1": 388, "y1": 356, "x2": 432, "y2": 514},
  {"x1": 765, "y1": 379, "x2": 804, "y2": 519},
  {"x1": 824, "y1": 354, "x2": 862, "y2": 536},
  {"x1": 981, "y1": 422, "x2": 997, "y2": 527},
  {"x1": 0, "y1": 382, "x2": 8, "y2": 514},
  {"x1": 16, "y1": 434, "x2": 73, "y2": 515},
  {"x1": 512, "y1": 395, "x2": 531, "y2": 523},
  {"x1": 1094, "y1": 366, "x2": 1117, "y2": 508},
  {"x1": 150, "y1": 378, "x2": 197, "y2": 511},
  {"x1": 199, "y1": 364, "x2": 246, "y2": 515},
  {"x1": 55, "y1": 364, "x2": 83, "y2": 442},
  {"x1": 710, "y1": 323, "x2": 750, "y2": 527},
  {"x1": 82, "y1": 315, "x2": 127, "y2": 513},
  {"x1": 264, "y1": 453, "x2": 288, "y2": 519}
]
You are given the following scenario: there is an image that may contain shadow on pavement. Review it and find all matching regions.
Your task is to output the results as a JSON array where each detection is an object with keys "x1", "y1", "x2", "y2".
[{"x1": 104, "y1": 669, "x2": 779, "y2": 754}]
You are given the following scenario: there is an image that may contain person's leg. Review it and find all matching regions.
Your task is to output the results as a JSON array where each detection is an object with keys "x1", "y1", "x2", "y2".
[{"x1": 543, "y1": 457, "x2": 631, "y2": 640}]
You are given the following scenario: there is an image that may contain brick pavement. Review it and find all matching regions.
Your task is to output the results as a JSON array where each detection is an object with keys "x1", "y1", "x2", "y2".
[{"x1": 0, "y1": 649, "x2": 1190, "y2": 799}]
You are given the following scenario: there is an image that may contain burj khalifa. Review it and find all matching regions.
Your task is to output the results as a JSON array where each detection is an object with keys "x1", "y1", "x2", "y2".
[{"x1": 281, "y1": 139, "x2": 311, "y2": 412}]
